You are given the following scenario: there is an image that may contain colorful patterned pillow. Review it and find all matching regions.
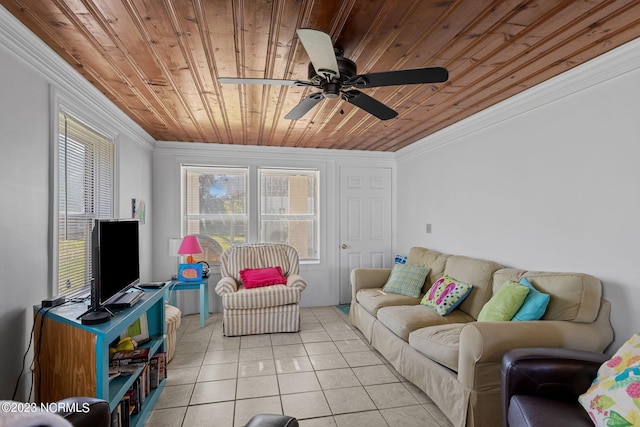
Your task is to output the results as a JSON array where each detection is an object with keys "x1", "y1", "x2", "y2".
[
  {"x1": 382, "y1": 264, "x2": 430, "y2": 298},
  {"x1": 420, "y1": 275, "x2": 472, "y2": 316},
  {"x1": 511, "y1": 277, "x2": 550, "y2": 321},
  {"x1": 579, "y1": 334, "x2": 640, "y2": 426},
  {"x1": 477, "y1": 280, "x2": 529, "y2": 321}
]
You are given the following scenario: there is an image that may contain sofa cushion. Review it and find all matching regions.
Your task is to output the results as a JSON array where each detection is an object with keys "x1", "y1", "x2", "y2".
[
  {"x1": 421, "y1": 275, "x2": 473, "y2": 315},
  {"x1": 477, "y1": 280, "x2": 529, "y2": 321},
  {"x1": 382, "y1": 264, "x2": 430, "y2": 298},
  {"x1": 512, "y1": 277, "x2": 550, "y2": 321},
  {"x1": 409, "y1": 323, "x2": 465, "y2": 372},
  {"x1": 492, "y1": 269, "x2": 602, "y2": 323},
  {"x1": 222, "y1": 284, "x2": 301, "y2": 309},
  {"x1": 443, "y1": 255, "x2": 504, "y2": 319},
  {"x1": 356, "y1": 288, "x2": 421, "y2": 316},
  {"x1": 509, "y1": 395, "x2": 594, "y2": 427},
  {"x1": 377, "y1": 305, "x2": 474, "y2": 341},
  {"x1": 406, "y1": 247, "x2": 451, "y2": 293}
]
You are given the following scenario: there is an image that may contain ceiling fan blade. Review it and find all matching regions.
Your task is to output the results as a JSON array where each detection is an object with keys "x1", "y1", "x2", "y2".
[
  {"x1": 218, "y1": 77, "x2": 309, "y2": 86},
  {"x1": 346, "y1": 67, "x2": 448, "y2": 88},
  {"x1": 296, "y1": 29, "x2": 340, "y2": 79},
  {"x1": 284, "y1": 92, "x2": 324, "y2": 120},
  {"x1": 342, "y1": 90, "x2": 397, "y2": 120}
]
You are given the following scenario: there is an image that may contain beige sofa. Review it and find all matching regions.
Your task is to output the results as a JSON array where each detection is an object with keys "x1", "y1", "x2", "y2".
[{"x1": 349, "y1": 247, "x2": 613, "y2": 427}]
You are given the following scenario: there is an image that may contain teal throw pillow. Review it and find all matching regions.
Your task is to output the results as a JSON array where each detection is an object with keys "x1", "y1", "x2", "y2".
[
  {"x1": 477, "y1": 280, "x2": 529, "y2": 321},
  {"x1": 382, "y1": 264, "x2": 430, "y2": 298},
  {"x1": 420, "y1": 275, "x2": 473, "y2": 316},
  {"x1": 511, "y1": 277, "x2": 550, "y2": 321}
]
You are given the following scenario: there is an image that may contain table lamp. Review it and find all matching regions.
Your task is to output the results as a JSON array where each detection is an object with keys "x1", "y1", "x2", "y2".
[{"x1": 178, "y1": 235, "x2": 203, "y2": 264}]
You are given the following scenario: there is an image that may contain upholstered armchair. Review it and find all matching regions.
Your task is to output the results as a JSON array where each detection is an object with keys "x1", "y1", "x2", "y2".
[
  {"x1": 215, "y1": 243, "x2": 307, "y2": 336},
  {"x1": 501, "y1": 347, "x2": 608, "y2": 427}
]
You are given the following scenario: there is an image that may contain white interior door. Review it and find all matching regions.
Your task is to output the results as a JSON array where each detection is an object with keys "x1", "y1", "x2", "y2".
[{"x1": 339, "y1": 166, "x2": 392, "y2": 304}]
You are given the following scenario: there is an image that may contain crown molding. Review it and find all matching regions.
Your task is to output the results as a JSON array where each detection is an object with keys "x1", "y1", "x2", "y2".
[
  {"x1": 395, "y1": 36, "x2": 640, "y2": 161},
  {"x1": 153, "y1": 140, "x2": 396, "y2": 164},
  {"x1": 0, "y1": 5, "x2": 154, "y2": 151}
]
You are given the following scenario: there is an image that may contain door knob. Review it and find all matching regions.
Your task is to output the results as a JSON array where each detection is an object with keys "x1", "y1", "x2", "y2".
[{"x1": 341, "y1": 244, "x2": 348, "y2": 249}]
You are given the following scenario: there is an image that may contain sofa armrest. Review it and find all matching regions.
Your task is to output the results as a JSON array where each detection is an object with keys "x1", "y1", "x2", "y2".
[
  {"x1": 286, "y1": 274, "x2": 306, "y2": 291},
  {"x1": 350, "y1": 268, "x2": 392, "y2": 301},
  {"x1": 56, "y1": 397, "x2": 110, "y2": 427},
  {"x1": 500, "y1": 347, "x2": 607, "y2": 427},
  {"x1": 215, "y1": 276, "x2": 239, "y2": 295},
  {"x1": 458, "y1": 318, "x2": 612, "y2": 389}
]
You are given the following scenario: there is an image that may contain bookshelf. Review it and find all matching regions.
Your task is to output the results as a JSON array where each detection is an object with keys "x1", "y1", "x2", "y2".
[{"x1": 34, "y1": 288, "x2": 167, "y2": 426}]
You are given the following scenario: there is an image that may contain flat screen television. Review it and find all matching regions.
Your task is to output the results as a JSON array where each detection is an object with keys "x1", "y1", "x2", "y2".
[{"x1": 91, "y1": 218, "x2": 140, "y2": 310}]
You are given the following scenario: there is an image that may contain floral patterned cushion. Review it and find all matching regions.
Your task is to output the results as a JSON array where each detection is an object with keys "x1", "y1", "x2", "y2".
[{"x1": 579, "y1": 333, "x2": 640, "y2": 426}]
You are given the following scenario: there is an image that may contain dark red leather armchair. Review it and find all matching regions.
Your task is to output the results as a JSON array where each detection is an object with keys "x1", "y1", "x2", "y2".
[{"x1": 501, "y1": 347, "x2": 609, "y2": 427}]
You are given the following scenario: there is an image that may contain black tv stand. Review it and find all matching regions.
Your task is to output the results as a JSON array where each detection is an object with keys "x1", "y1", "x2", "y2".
[{"x1": 79, "y1": 307, "x2": 112, "y2": 325}]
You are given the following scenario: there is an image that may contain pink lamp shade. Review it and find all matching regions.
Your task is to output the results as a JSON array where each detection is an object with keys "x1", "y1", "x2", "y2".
[{"x1": 178, "y1": 235, "x2": 204, "y2": 264}]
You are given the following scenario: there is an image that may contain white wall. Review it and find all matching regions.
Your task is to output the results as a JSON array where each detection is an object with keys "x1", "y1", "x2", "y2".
[
  {"x1": 395, "y1": 38, "x2": 640, "y2": 354},
  {"x1": 152, "y1": 142, "x2": 394, "y2": 314},
  {"x1": 0, "y1": 6, "x2": 154, "y2": 400},
  {"x1": 0, "y1": 45, "x2": 50, "y2": 403},
  {"x1": 118, "y1": 136, "x2": 154, "y2": 280}
]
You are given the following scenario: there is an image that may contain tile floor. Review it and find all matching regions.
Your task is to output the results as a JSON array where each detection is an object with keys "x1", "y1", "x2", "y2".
[{"x1": 146, "y1": 306, "x2": 453, "y2": 427}]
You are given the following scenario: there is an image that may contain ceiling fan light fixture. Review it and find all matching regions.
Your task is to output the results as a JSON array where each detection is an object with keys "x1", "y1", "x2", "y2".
[{"x1": 323, "y1": 82, "x2": 340, "y2": 98}]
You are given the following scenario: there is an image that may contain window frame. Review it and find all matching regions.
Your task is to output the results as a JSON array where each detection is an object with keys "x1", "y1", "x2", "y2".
[
  {"x1": 181, "y1": 165, "x2": 249, "y2": 262},
  {"x1": 52, "y1": 95, "x2": 118, "y2": 298},
  {"x1": 181, "y1": 164, "x2": 321, "y2": 265},
  {"x1": 258, "y1": 167, "x2": 320, "y2": 262}
]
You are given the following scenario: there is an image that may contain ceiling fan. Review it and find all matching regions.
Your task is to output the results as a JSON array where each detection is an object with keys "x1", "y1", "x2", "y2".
[{"x1": 218, "y1": 29, "x2": 448, "y2": 121}]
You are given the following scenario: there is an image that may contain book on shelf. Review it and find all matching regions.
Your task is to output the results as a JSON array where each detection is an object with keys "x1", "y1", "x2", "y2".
[
  {"x1": 108, "y1": 366, "x2": 121, "y2": 380},
  {"x1": 111, "y1": 393, "x2": 131, "y2": 427},
  {"x1": 128, "y1": 381, "x2": 139, "y2": 415},
  {"x1": 120, "y1": 395, "x2": 131, "y2": 427},
  {"x1": 149, "y1": 352, "x2": 167, "y2": 388},
  {"x1": 149, "y1": 356, "x2": 159, "y2": 389},
  {"x1": 110, "y1": 347, "x2": 151, "y2": 367},
  {"x1": 110, "y1": 403, "x2": 121, "y2": 427}
]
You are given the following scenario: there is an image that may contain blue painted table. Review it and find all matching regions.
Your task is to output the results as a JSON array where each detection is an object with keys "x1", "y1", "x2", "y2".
[{"x1": 168, "y1": 278, "x2": 210, "y2": 327}]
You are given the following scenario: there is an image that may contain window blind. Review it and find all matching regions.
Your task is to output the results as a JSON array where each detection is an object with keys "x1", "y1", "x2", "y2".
[{"x1": 57, "y1": 112, "x2": 114, "y2": 297}]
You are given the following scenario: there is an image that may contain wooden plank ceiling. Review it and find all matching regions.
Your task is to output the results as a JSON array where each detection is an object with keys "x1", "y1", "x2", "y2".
[{"x1": 3, "y1": 1, "x2": 640, "y2": 151}]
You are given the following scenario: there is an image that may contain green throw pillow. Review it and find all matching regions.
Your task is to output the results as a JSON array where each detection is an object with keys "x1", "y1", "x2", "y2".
[
  {"x1": 511, "y1": 277, "x2": 550, "y2": 321},
  {"x1": 477, "y1": 281, "x2": 529, "y2": 321},
  {"x1": 382, "y1": 264, "x2": 430, "y2": 298}
]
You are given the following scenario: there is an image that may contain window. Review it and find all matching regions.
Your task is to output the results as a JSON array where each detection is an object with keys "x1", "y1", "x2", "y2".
[
  {"x1": 183, "y1": 166, "x2": 248, "y2": 264},
  {"x1": 57, "y1": 112, "x2": 114, "y2": 297},
  {"x1": 259, "y1": 169, "x2": 319, "y2": 261},
  {"x1": 182, "y1": 166, "x2": 319, "y2": 264}
]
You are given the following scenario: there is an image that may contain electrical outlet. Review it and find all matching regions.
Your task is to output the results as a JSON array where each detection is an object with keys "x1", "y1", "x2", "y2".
[{"x1": 426, "y1": 223, "x2": 432, "y2": 233}]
